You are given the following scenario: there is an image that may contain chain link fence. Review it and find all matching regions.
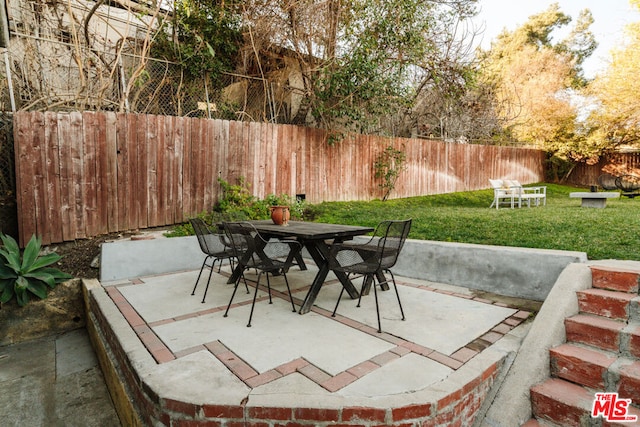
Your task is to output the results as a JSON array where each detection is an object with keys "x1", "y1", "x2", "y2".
[
  {"x1": 1, "y1": 30, "x2": 285, "y2": 121},
  {"x1": 122, "y1": 54, "x2": 288, "y2": 122}
]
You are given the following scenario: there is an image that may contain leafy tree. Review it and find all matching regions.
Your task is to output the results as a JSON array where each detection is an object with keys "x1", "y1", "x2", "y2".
[
  {"x1": 477, "y1": 3, "x2": 596, "y2": 156},
  {"x1": 239, "y1": 0, "x2": 479, "y2": 139},
  {"x1": 374, "y1": 146, "x2": 407, "y2": 201},
  {"x1": 585, "y1": 0, "x2": 640, "y2": 153},
  {"x1": 151, "y1": 0, "x2": 243, "y2": 83}
]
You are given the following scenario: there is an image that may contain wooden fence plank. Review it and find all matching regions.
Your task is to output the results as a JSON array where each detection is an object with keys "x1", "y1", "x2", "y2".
[
  {"x1": 191, "y1": 118, "x2": 204, "y2": 215},
  {"x1": 172, "y1": 116, "x2": 184, "y2": 223},
  {"x1": 29, "y1": 112, "x2": 48, "y2": 243},
  {"x1": 82, "y1": 112, "x2": 98, "y2": 237},
  {"x1": 14, "y1": 113, "x2": 34, "y2": 246},
  {"x1": 181, "y1": 117, "x2": 192, "y2": 220},
  {"x1": 56, "y1": 113, "x2": 76, "y2": 241},
  {"x1": 68, "y1": 112, "x2": 85, "y2": 239},
  {"x1": 115, "y1": 113, "x2": 129, "y2": 231},
  {"x1": 146, "y1": 114, "x2": 159, "y2": 227},
  {"x1": 203, "y1": 118, "x2": 215, "y2": 211},
  {"x1": 94, "y1": 112, "x2": 109, "y2": 235},
  {"x1": 136, "y1": 114, "x2": 149, "y2": 229},
  {"x1": 125, "y1": 114, "x2": 139, "y2": 230},
  {"x1": 164, "y1": 115, "x2": 175, "y2": 225},
  {"x1": 43, "y1": 112, "x2": 62, "y2": 244},
  {"x1": 156, "y1": 115, "x2": 167, "y2": 226},
  {"x1": 103, "y1": 112, "x2": 118, "y2": 233}
]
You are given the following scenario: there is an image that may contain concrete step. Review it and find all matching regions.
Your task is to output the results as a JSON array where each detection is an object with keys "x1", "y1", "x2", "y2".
[
  {"x1": 550, "y1": 343, "x2": 616, "y2": 389},
  {"x1": 530, "y1": 378, "x2": 596, "y2": 426},
  {"x1": 576, "y1": 288, "x2": 635, "y2": 321},
  {"x1": 565, "y1": 314, "x2": 625, "y2": 352},
  {"x1": 590, "y1": 265, "x2": 640, "y2": 293}
]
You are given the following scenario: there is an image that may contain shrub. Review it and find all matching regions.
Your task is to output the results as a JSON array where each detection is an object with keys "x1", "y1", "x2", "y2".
[
  {"x1": 264, "y1": 193, "x2": 306, "y2": 220},
  {"x1": 0, "y1": 234, "x2": 72, "y2": 307},
  {"x1": 166, "y1": 178, "x2": 308, "y2": 237},
  {"x1": 374, "y1": 145, "x2": 407, "y2": 201}
]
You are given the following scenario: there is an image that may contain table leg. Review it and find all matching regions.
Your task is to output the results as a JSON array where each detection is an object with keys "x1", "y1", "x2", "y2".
[
  {"x1": 298, "y1": 240, "x2": 359, "y2": 314},
  {"x1": 360, "y1": 270, "x2": 389, "y2": 295},
  {"x1": 228, "y1": 259, "x2": 244, "y2": 284},
  {"x1": 226, "y1": 238, "x2": 270, "y2": 284},
  {"x1": 288, "y1": 250, "x2": 307, "y2": 271}
]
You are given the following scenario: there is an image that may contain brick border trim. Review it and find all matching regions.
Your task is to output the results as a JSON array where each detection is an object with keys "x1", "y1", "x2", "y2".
[{"x1": 107, "y1": 277, "x2": 529, "y2": 390}]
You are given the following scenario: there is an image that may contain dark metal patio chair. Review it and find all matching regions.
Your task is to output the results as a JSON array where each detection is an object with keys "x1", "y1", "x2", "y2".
[
  {"x1": 329, "y1": 219, "x2": 412, "y2": 333},
  {"x1": 222, "y1": 221, "x2": 301, "y2": 327},
  {"x1": 189, "y1": 218, "x2": 247, "y2": 303}
]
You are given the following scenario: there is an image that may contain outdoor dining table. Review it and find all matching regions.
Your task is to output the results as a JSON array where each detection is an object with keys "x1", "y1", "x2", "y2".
[{"x1": 226, "y1": 220, "x2": 375, "y2": 314}]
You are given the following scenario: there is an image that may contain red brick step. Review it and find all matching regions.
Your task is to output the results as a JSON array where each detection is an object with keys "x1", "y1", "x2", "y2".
[
  {"x1": 565, "y1": 314, "x2": 625, "y2": 352},
  {"x1": 530, "y1": 378, "x2": 595, "y2": 426},
  {"x1": 550, "y1": 343, "x2": 616, "y2": 389},
  {"x1": 590, "y1": 265, "x2": 640, "y2": 293},
  {"x1": 528, "y1": 265, "x2": 640, "y2": 427},
  {"x1": 617, "y1": 360, "x2": 640, "y2": 407},
  {"x1": 576, "y1": 288, "x2": 635, "y2": 321}
]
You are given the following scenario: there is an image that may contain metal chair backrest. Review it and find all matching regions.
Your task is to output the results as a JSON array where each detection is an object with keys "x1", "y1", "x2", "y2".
[
  {"x1": 375, "y1": 219, "x2": 412, "y2": 270},
  {"x1": 190, "y1": 218, "x2": 217, "y2": 255},
  {"x1": 223, "y1": 221, "x2": 299, "y2": 272},
  {"x1": 221, "y1": 222, "x2": 255, "y2": 261}
]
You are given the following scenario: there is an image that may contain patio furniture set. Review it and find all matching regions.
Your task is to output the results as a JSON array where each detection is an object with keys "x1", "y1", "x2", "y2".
[
  {"x1": 489, "y1": 179, "x2": 547, "y2": 209},
  {"x1": 189, "y1": 217, "x2": 412, "y2": 333},
  {"x1": 597, "y1": 173, "x2": 640, "y2": 198},
  {"x1": 490, "y1": 175, "x2": 635, "y2": 209}
]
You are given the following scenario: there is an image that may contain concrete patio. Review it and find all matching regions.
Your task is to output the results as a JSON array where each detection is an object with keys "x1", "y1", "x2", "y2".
[
  {"x1": 84, "y1": 230, "x2": 562, "y2": 425},
  {"x1": 62, "y1": 229, "x2": 595, "y2": 425}
]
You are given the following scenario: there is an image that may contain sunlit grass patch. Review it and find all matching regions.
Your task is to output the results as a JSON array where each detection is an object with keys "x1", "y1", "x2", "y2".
[{"x1": 308, "y1": 183, "x2": 640, "y2": 260}]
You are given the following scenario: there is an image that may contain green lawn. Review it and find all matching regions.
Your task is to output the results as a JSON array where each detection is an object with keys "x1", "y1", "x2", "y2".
[{"x1": 306, "y1": 183, "x2": 640, "y2": 261}]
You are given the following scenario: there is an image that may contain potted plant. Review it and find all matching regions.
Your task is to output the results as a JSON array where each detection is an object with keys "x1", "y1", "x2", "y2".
[{"x1": 265, "y1": 194, "x2": 294, "y2": 225}]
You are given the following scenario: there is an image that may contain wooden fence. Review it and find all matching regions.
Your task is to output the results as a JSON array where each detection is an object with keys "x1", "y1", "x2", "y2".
[
  {"x1": 14, "y1": 111, "x2": 545, "y2": 246},
  {"x1": 567, "y1": 153, "x2": 640, "y2": 187}
]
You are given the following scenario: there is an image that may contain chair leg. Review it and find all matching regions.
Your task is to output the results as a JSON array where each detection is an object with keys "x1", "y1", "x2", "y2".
[
  {"x1": 386, "y1": 269, "x2": 405, "y2": 321},
  {"x1": 247, "y1": 272, "x2": 264, "y2": 327},
  {"x1": 357, "y1": 274, "x2": 373, "y2": 307},
  {"x1": 191, "y1": 257, "x2": 209, "y2": 296},
  {"x1": 266, "y1": 273, "x2": 273, "y2": 304},
  {"x1": 224, "y1": 273, "x2": 245, "y2": 318},
  {"x1": 241, "y1": 275, "x2": 250, "y2": 294},
  {"x1": 201, "y1": 263, "x2": 215, "y2": 303},
  {"x1": 372, "y1": 276, "x2": 382, "y2": 333},
  {"x1": 282, "y1": 272, "x2": 296, "y2": 312},
  {"x1": 332, "y1": 287, "x2": 346, "y2": 317}
]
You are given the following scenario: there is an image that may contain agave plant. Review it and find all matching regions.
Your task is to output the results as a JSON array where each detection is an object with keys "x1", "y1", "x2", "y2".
[{"x1": 0, "y1": 233, "x2": 72, "y2": 307}]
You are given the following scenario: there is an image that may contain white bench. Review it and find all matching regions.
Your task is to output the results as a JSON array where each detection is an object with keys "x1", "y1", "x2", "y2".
[
  {"x1": 489, "y1": 179, "x2": 547, "y2": 209},
  {"x1": 569, "y1": 192, "x2": 620, "y2": 208}
]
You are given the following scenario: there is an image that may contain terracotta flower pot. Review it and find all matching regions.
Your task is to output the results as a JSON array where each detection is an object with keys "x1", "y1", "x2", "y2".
[{"x1": 270, "y1": 206, "x2": 290, "y2": 225}]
